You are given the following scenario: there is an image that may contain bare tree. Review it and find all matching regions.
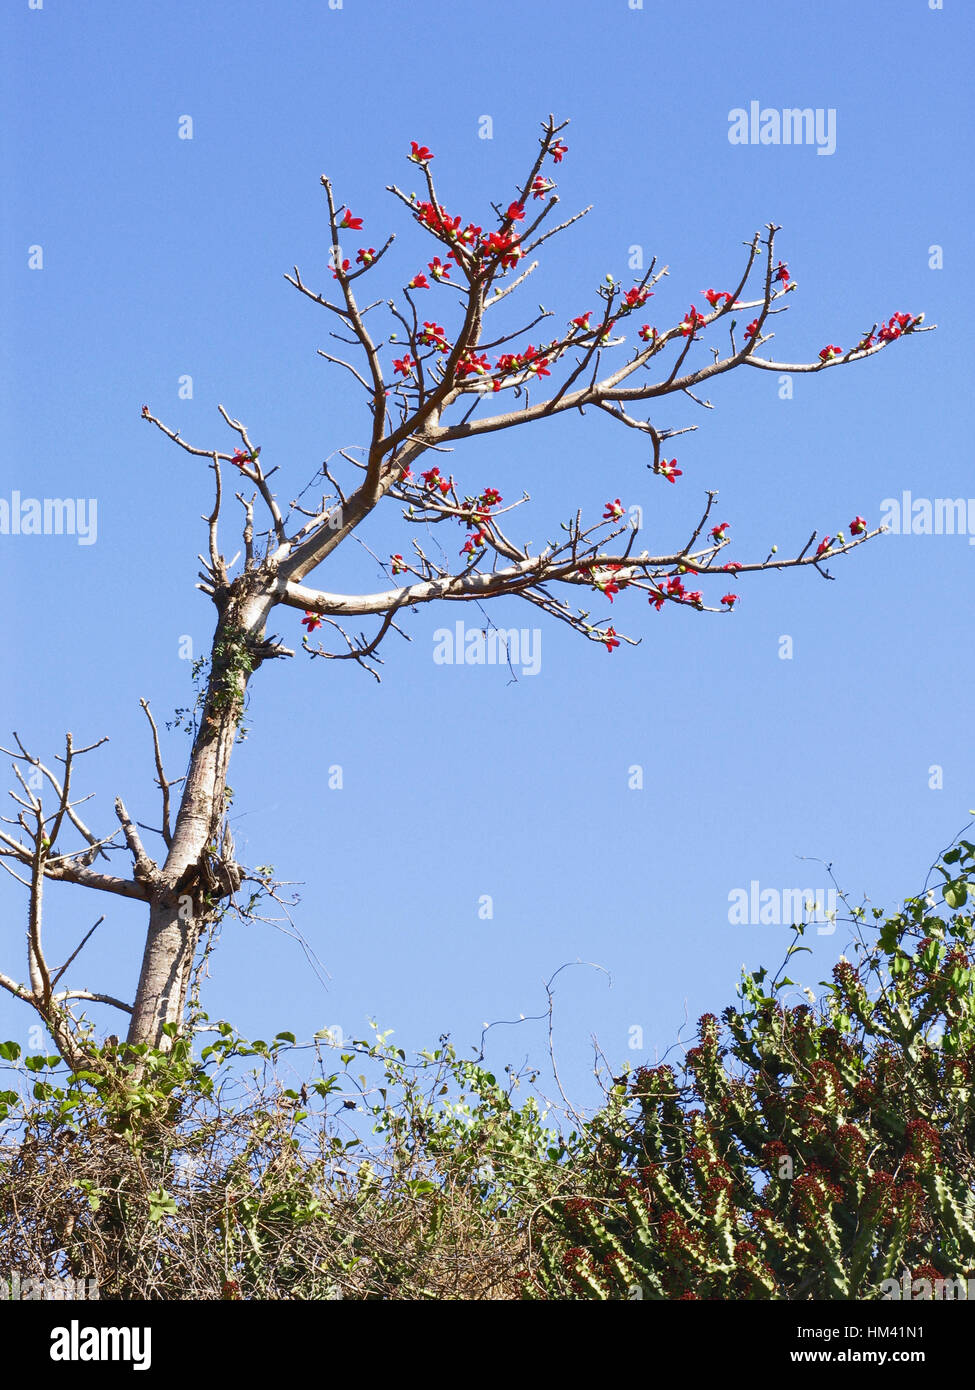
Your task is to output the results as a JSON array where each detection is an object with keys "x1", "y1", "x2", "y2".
[{"x1": 0, "y1": 117, "x2": 929, "y2": 1064}]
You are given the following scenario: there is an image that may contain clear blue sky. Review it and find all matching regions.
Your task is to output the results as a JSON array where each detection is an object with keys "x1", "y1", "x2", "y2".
[{"x1": 2, "y1": 0, "x2": 973, "y2": 1106}]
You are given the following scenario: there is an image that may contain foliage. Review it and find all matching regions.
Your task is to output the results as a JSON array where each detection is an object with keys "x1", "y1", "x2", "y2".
[
  {"x1": 2, "y1": 837, "x2": 973, "y2": 1300},
  {"x1": 526, "y1": 839, "x2": 975, "y2": 1300}
]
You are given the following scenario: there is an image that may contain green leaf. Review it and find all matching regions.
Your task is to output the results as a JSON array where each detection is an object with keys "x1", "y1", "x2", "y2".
[
  {"x1": 945, "y1": 881, "x2": 968, "y2": 909},
  {"x1": 147, "y1": 1188, "x2": 178, "y2": 1223}
]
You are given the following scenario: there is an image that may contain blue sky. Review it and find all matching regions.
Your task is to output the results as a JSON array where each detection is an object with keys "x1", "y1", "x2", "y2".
[{"x1": 2, "y1": 0, "x2": 973, "y2": 1107}]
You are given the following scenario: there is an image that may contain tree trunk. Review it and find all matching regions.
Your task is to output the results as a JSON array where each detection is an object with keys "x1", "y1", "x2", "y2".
[{"x1": 126, "y1": 582, "x2": 272, "y2": 1050}]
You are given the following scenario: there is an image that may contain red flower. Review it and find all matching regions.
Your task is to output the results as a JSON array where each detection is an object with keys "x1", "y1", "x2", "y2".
[
  {"x1": 456, "y1": 351, "x2": 492, "y2": 380},
  {"x1": 414, "y1": 201, "x2": 461, "y2": 241},
  {"x1": 331, "y1": 258, "x2": 351, "y2": 279},
  {"x1": 878, "y1": 313, "x2": 915, "y2": 343},
  {"x1": 480, "y1": 487, "x2": 502, "y2": 508},
  {"x1": 722, "y1": 561, "x2": 742, "y2": 572},
  {"x1": 392, "y1": 355, "x2": 414, "y2": 378},
  {"x1": 420, "y1": 465, "x2": 451, "y2": 496},
  {"x1": 301, "y1": 611, "x2": 323, "y2": 633},
  {"x1": 721, "y1": 593, "x2": 738, "y2": 608},
  {"x1": 710, "y1": 522, "x2": 730, "y2": 542},
  {"x1": 141, "y1": 404, "x2": 150, "y2": 417},
  {"x1": 657, "y1": 459, "x2": 682, "y2": 483},
  {"x1": 408, "y1": 273, "x2": 430, "y2": 290},
  {"x1": 461, "y1": 531, "x2": 487, "y2": 557},
  {"x1": 703, "y1": 289, "x2": 732, "y2": 309},
  {"x1": 231, "y1": 449, "x2": 250, "y2": 468},
  {"x1": 505, "y1": 202, "x2": 526, "y2": 224},
  {"x1": 774, "y1": 261, "x2": 790, "y2": 283},
  {"x1": 744, "y1": 318, "x2": 760, "y2": 340},
  {"x1": 428, "y1": 257, "x2": 451, "y2": 282},
  {"x1": 482, "y1": 229, "x2": 523, "y2": 269},
  {"x1": 680, "y1": 306, "x2": 707, "y2": 337},
  {"x1": 572, "y1": 311, "x2": 592, "y2": 331},
  {"x1": 638, "y1": 324, "x2": 658, "y2": 343},
  {"x1": 550, "y1": 139, "x2": 568, "y2": 163},
  {"x1": 819, "y1": 344, "x2": 842, "y2": 362},
  {"x1": 850, "y1": 515, "x2": 867, "y2": 536},
  {"x1": 531, "y1": 175, "x2": 554, "y2": 199},
  {"x1": 520, "y1": 345, "x2": 551, "y2": 377},
  {"x1": 339, "y1": 210, "x2": 363, "y2": 230},
  {"x1": 603, "y1": 499, "x2": 625, "y2": 521},
  {"x1": 815, "y1": 536, "x2": 832, "y2": 557},
  {"x1": 356, "y1": 247, "x2": 377, "y2": 267},
  {"x1": 624, "y1": 286, "x2": 652, "y2": 309},
  {"x1": 409, "y1": 142, "x2": 433, "y2": 164},
  {"x1": 604, "y1": 626, "x2": 620, "y2": 654},
  {"x1": 391, "y1": 554, "x2": 407, "y2": 575},
  {"x1": 420, "y1": 322, "x2": 449, "y2": 350}
]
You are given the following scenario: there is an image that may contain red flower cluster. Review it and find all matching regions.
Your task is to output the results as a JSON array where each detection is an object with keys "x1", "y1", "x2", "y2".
[
  {"x1": 532, "y1": 174, "x2": 554, "y2": 199},
  {"x1": 391, "y1": 554, "x2": 407, "y2": 575},
  {"x1": 455, "y1": 351, "x2": 492, "y2": 380},
  {"x1": 604, "y1": 626, "x2": 620, "y2": 654},
  {"x1": 623, "y1": 286, "x2": 652, "y2": 310},
  {"x1": 819, "y1": 344, "x2": 843, "y2": 362},
  {"x1": 419, "y1": 321, "x2": 449, "y2": 351},
  {"x1": 331, "y1": 258, "x2": 350, "y2": 279},
  {"x1": 495, "y1": 344, "x2": 552, "y2": 380},
  {"x1": 680, "y1": 306, "x2": 707, "y2": 337},
  {"x1": 420, "y1": 466, "x2": 451, "y2": 495},
  {"x1": 650, "y1": 574, "x2": 701, "y2": 610},
  {"x1": 877, "y1": 311, "x2": 916, "y2": 344},
  {"x1": 414, "y1": 200, "x2": 464, "y2": 241},
  {"x1": 585, "y1": 562, "x2": 626, "y2": 603},
  {"x1": 850, "y1": 515, "x2": 867, "y2": 535},
  {"x1": 413, "y1": 199, "x2": 524, "y2": 270}
]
